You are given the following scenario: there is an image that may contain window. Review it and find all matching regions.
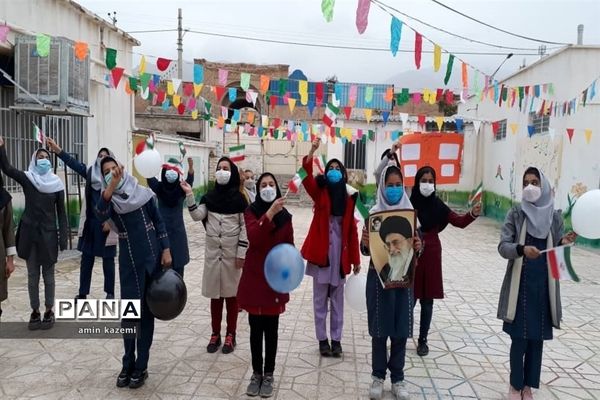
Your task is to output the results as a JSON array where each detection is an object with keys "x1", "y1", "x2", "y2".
[
  {"x1": 494, "y1": 119, "x2": 507, "y2": 141},
  {"x1": 529, "y1": 112, "x2": 550, "y2": 135},
  {"x1": 344, "y1": 139, "x2": 366, "y2": 170}
]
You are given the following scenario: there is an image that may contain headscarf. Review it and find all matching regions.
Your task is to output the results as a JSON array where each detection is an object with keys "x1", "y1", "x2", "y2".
[
  {"x1": 315, "y1": 158, "x2": 347, "y2": 216},
  {"x1": 155, "y1": 159, "x2": 185, "y2": 208},
  {"x1": 409, "y1": 166, "x2": 451, "y2": 232},
  {"x1": 370, "y1": 165, "x2": 413, "y2": 213},
  {"x1": 24, "y1": 149, "x2": 65, "y2": 194},
  {"x1": 200, "y1": 157, "x2": 248, "y2": 214},
  {"x1": 521, "y1": 167, "x2": 554, "y2": 239},
  {"x1": 0, "y1": 173, "x2": 12, "y2": 210},
  {"x1": 89, "y1": 147, "x2": 113, "y2": 191},
  {"x1": 100, "y1": 156, "x2": 155, "y2": 215},
  {"x1": 249, "y1": 173, "x2": 292, "y2": 229}
]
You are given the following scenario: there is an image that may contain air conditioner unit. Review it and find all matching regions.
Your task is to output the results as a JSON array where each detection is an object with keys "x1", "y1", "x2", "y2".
[{"x1": 14, "y1": 34, "x2": 89, "y2": 114}]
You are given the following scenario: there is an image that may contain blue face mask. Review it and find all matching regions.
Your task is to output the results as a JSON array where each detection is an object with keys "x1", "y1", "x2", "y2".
[
  {"x1": 165, "y1": 170, "x2": 179, "y2": 183},
  {"x1": 35, "y1": 158, "x2": 52, "y2": 175},
  {"x1": 326, "y1": 169, "x2": 342, "y2": 184},
  {"x1": 104, "y1": 172, "x2": 125, "y2": 190},
  {"x1": 385, "y1": 186, "x2": 404, "y2": 205}
]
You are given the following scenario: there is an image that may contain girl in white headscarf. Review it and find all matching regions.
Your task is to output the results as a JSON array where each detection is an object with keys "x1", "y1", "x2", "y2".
[
  {"x1": 498, "y1": 167, "x2": 576, "y2": 400},
  {"x1": 0, "y1": 138, "x2": 68, "y2": 330}
]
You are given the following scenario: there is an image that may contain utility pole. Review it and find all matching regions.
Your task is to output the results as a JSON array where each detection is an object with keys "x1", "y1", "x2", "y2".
[{"x1": 177, "y1": 8, "x2": 183, "y2": 80}]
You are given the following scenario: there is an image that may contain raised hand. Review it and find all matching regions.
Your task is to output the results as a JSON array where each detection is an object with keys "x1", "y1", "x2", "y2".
[
  {"x1": 308, "y1": 138, "x2": 321, "y2": 156},
  {"x1": 471, "y1": 202, "x2": 482, "y2": 217},
  {"x1": 266, "y1": 198, "x2": 285, "y2": 220},
  {"x1": 46, "y1": 137, "x2": 61, "y2": 153}
]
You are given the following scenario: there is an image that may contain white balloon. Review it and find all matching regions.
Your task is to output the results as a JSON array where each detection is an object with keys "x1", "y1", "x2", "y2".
[
  {"x1": 134, "y1": 149, "x2": 162, "y2": 178},
  {"x1": 571, "y1": 189, "x2": 600, "y2": 239},
  {"x1": 345, "y1": 273, "x2": 367, "y2": 312}
]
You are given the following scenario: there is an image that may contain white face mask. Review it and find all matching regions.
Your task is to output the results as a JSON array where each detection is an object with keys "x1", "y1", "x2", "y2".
[
  {"x1": 215, "y1": 170, "x2": 231, "y2": 185},
  {"x1": 522, "y1": 184, "x2": 542, "y2": 203},
  {"x1": 260, "y1": 186, "x2": 277, "y2": 203},
  {"x1": 419, "y1": 182, "x2": 435, "y2": 197},
  {"x1": 164, "y1": 169, "x2": 179, "y2": 183}
]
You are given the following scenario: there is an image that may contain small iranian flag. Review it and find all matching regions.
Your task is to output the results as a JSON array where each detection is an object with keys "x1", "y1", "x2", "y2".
[
  {"x1": 354, "y1": 196, "x2": 369, "y2": 223},
  {"x1": 322, "y1": 102, "x2": 339, "y2": 127},
  {"x1": 288, "y1": 167, "x2": 308, "y2": 193},
  {"x1": 468, "y1": 182, "x2": 483, "y2": 207},
  {"x1": 178, "y1": 141, "x2": 187, "y2": 159},
  {"x1": 313, "y1": 154, "x2": 327, "y2": 174},
  {"x1": 546, "y1": 244, "x2": 579, "y2": 282},
  {"x1": 229, "y1": 144, "x2": 245, "y2": 162},
  {"x1": 33, "y1": 123, "x2": 45, "y2": 143}
]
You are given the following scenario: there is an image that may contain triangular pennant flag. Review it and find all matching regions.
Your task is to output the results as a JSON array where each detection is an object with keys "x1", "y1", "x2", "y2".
[
  {"x1": 382, "y1": 111, "x2": 390, "y2": 125},
  {"x1": 435, "y1": 116, "x2": 444, "y2": 131},
  {"x1": 156, "y1": 58, "x2": 171, "y2": 72},
  {"x1": 527, "y1": 125, "x2": 535, "y2": 137},
  {"x1": 355, "y1": 0, "x2": 371, "y2": 34},
  {"x1": 433, "y1": 44, "x2": 441, "y2": 72},
  {"x1": 414, "y1": 32, "x2": 422, "y2": 69},
  {"x1": 215, "y1": 86, "x2": 226, "y2": 100},
  {"x1": 472, "y1": 120, "x2": 481, "y2": 135},
  {"x1": 364, "y1": 109, "x2": 372, "y2": 124},
  {"x1": 105, "y1": 47, "x2": 117, "y2": 70},
  {"x1": 74, "y1": 42, "x2": 88, "y2": 61},
  {"x1": 307, "y1": 101, "x2": 316, "y2": 116},
  {"x1": 322, "y1": 0, "x2": 335, "y2": 22},
  {"x1": 249, "y1": 90, "x2": 259, "y2": 106},
  {"x1": 171, "y1": 78, "x2": 182, "y2": 94},
  {"x1": 400, "y1": 112, "x2": 409, "y2": 127},
  {"x1": 343, "y1": 106, "x2": 352, "y2": 120},
  {"x1": 193, "y1": 83, "x2": 203, "y2": 97},
  {"x1": 390, "y1": 17, "x2": 402, "y2": 57},
  {"x1": 566, "y1": 128, "x2": 574, "y2": 143},
  {"x1": 259, "y1": 75, "x2": 270, "y2": 95},
  {"x1": 455, "y1": 118, "x2": 464, "y2": 132},
  {"x1": 110, "y1": 67, "x2": 124, "y2": 89},
  {"x1": 491, "y1": 121, "x2": 499, "y2": 135},
  {"x1": 418, "y1": 114, "x2": 426, "y2": 127},
  {"x1": 584, "y1": 129, "x2": 592, "y2": 144},
  {"x1": 288, "y1": 98, "x2": 296, "y2": 113},
  {"x1": 138, "y1": 55, "x2": 147, "y2": 74},
  {"x1": 509, "y1": 123, "x2": 519, "y2": 135},
  {"x1": 221, "y1": 106, "x2": 228, "y2": 119},
  {"x1": 444, "y1": 54, "x2": 455, "y2": 85}
]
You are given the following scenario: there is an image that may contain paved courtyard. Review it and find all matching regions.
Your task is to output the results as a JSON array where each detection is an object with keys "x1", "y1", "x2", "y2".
[{"x1": 0, "y1": 206, "x2": 599, "y2": 400}]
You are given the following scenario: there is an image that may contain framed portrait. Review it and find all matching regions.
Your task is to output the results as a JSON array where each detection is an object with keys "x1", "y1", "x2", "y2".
[{"x1": 368, "y1": 209, "x2": 417, "y2": 289}]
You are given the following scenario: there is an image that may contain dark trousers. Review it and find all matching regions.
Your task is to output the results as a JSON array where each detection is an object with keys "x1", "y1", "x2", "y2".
[
  {"x1": 210, "y1": 297, "x2": 238, "y2": 334},
  {"x1": 413, "y1": 298, "x2": 433, "y2": 342},
  {"x1": 249, "y1": 314, "x2": 280, "y2": 375},
  {"x1": 510, "y1": 338, "x2": 544, "y2": 390},
  {"x1": 122, "y1": 276, "x2": 155, "y2": 372},
  {"x1": 372, "y1": 337, "x2": 407, "y2": 383},
  {"x1": 79, "y1": 252, "x2": 115, "y2": 296}
]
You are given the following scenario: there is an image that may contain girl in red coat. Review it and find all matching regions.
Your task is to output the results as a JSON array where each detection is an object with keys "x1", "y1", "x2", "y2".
[
  {"x1": 302, "y1": 139, "x2": 361, "y2": 358},
  {"x1": 409, "y1": 166, "x2": 481, "y2": 357},
  {"x1": 237, "y1": 173, "x2": 293, "y2": 398}
]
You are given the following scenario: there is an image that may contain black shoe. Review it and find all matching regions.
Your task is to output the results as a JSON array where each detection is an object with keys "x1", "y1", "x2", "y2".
[
  {"x1": 41, "y1": 310, "x2": 55, "y2": 330},
  {"x1": 319, "y1": 339, "x2": 332, "y2": 357},
  {"x1": 74, "y1": 294, "x2": 87, "y2": 300},
  {"x1": 331, "y1": 340, "x2": 343, "y2": 358},
  {"x1": 28, "y1": 311, "x2": 41, "y2": 330},
  {"x1": 116, "y1": 367, "x2": 132, "y2": 388},
  {"x1": 417, "y1": 340, "x2": 429, "y2": 357},
  {"x1": 106, "y1": 293, "x2": 115, "y2": 300},
  {"x1": 207, "y1": 333, "x2": 221, "y2": 353},
  {"x1": 128, "y1": 369, "x2": 148, "y2": 389},
  {"x1": 222, "y1": 332, "x2": 236, "y2": 354}
]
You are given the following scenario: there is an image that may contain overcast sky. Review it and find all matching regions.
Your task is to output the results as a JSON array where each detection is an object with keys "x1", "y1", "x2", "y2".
[{"x1": 78, "y1": 0, "x2": 600, "y2": 87}]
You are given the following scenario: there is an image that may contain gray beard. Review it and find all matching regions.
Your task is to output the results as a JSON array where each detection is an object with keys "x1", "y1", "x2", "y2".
[{"x1": 388, "y1": 248, "x2": 413, "y2": 281}]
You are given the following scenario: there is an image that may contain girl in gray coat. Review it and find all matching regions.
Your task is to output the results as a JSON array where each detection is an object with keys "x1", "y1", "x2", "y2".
[
  {"x1": 0, "y1": 138, "x2": 68, "y2": 330},
  {"x1": 497, "y1": 167, "x2": 576, "y2": 400}
]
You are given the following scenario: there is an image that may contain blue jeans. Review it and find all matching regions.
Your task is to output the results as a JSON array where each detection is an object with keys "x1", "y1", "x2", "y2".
[
  {"x1": 371, "y1": 336, "x2": 407, "y2": 383},
  {"x1": 79, "y1": 252, "x2": 115, "y2": 296},
  {"x1": 510, "y1": 338, "x2": 544, "y2": 390}
]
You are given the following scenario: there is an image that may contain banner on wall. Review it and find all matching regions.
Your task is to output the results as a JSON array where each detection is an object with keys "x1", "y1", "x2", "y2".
[{"x1": 399, "y1": 133, "x2": 464, "y2": 186}]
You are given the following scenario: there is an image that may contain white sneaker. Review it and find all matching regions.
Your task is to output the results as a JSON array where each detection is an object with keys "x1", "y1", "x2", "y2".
[
  {"x1": 369, "y1": 377, "x2": 385, "y2": 400},
  {"x1": 391, "y1": 381, "x2": 410, "y2": 400}
]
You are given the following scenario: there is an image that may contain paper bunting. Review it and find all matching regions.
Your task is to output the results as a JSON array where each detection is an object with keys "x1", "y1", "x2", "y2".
[
  {"x1": 103, "y1": 47, "x2": 118, "y2": 70},
  {"x1": 433, "y1": 45, "x2": 442, "y2": 72},
  {"x1": 36, "y1": 33, "x2": 51, "y2": 57},
  {"x1": 228, "y1": 87, "x2": 237, "y2": 102},
  {"x1": 527, "y1": 125, "x2": 535, "y2": 137},
  {"x1": 461, "y1": 62, "x2": 468, "y2": 89},
  {"x1": 414, "y1": 32, "x2": 422, "y2": 69},
  {"x1": 128, "y1": 77, "x2": 138, "y2": 92},
  {"x1": 183, "y1": 82, "x2": 194, "y2": 97},
  {"x1": 240, "y1": 73, "x2": 251, "y2": 91},
  {"x1": 400, "y1": 113, "x2": 409, "y2": 127},
  {"x1": 187, "y1": 97, "x2": 196, "y2": 111},
  {"x1": 382, "y1": 111, "x2": 390, "y2": 125},
  {"x1": 390, "y1": 17, "x2": 402, "y2": 57},
  {"x1": 316, "y1": 82, "x2": 324, "y2": 106},
  {"x1": 472, "y1": 120, "x2": 481, "y2": 135},
  {"x1": 509, "y1": 123, "x2": 519, "y2": 135},
  {"x1": 321, "y1": 0, "x2": 335, "y2": 22},
  {"x1": 167, "y1": 81, "x2": 175, "y2": 96},
  {"x1": 355, "y1": 0, "x2": 370, "y2": 34},
  {"x1": 364, "y1": 109, "x2": 372, "y2": 123},
  {"x1": 418, "y1": 114, "x2": 426, "y2": 127},
  {"x1": 124, "y1": 79, "x2": 133, "y2": 95},
  {"x1": 435, "y1": 116, "x2": 444, "y2": 131},
  {"x1": 247, "y1": 90, "x2": 259, "y2": 106},
  {"x1": 0, "y1": 26, "x2": 9, "y2": 43},
  {"x1": 173, "y1": 95, "x2": 181, "y2": 107},
  {"x1": 444, "y1": 54, "x2": 455, "y2": 85},
  {"x1": 193, "y1": 64, "x2": 204, "y2": 84},
  {"x1": 349, "y1": 85, "x2": 357, "y2": 106},
  {"x1": 162, "y1": 98, "x2": 170, "y2": 111},
  {"x1": 215, "y1": 86, "x2": 226, "y2": 100},
  {"x1": 455, "y1": 118, "x2": 464, "y2": 132},
  {"x1": 491, "y1": 121, "x2": 499, "y2": 135},
  {"x1": 110, "y1": 67, "x2": 124, "y2": 89},
  {"x1": 232, "y1": 109, "x2": 241, "y2": 122},
  {"x1": 365, "y1": 86, "x2": 374, "y2": 104},
  {"x1": 177, "y1": 104, "x2": 185, "y2": 115},
  {"x1": 384, "y1": 87, "x2": 394, "y2": 103},
  {"x1": 566, "y1": 128, "x2": 574, "y2": 143},
  {"x1": 288, "y1": 98, "x2": 296, "y2": 113},
  {"x1": 259, "y1": 75, "x2": 270, "y2": 95},
  {"x1": 299, "y1": 80, "x2": 308, "y2": 105},
  {"x1": 412, "y1": 92, "x2": 421, "y2": 105},
  {"x1": 191, "y1": 110, "x2": 198, "y2": 120},
  {"x1": 343, "y1": 106, "x2": 352, "y2": 120},
  {"x1": 247, "y1": 112, "x2": 255, "y2": 124},
  {"x1": 218, "y1": 69, "x2": 228, "y2": 86},
  {"x1": 138, "y1": 55, "x2": 146, "y2": 74},
  {"x1": 156, "y1": 58, "x2": 171, "y2": 72},
  {"x1": 584, "y1": 129, "x2": 592, "y2": 144},
  {"x1": 156, "y1": 90, "x2": 166, "y2": 104},
  {"x1": 172, "y1": 78, "x2": 182, "y2": 94},
  {"x1": 194, "y1": 83, "x2": 203, "y2": 97},
  {"x1": 74, "y1": 42, "x2": 88, "y2": 61}
]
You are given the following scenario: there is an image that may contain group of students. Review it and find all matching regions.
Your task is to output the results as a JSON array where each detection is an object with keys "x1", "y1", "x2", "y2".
[{"x1": 0, "y1": 134, "x2": 576, "y2": 400}]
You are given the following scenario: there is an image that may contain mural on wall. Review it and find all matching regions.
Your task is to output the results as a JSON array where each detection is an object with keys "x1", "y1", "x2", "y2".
[
  {"x1": 516, "y1": 134, "x2": 563, "y2": 190},
  {"x1": 495, "y1": 164, "x2": 504, "y2": 180},
  {"x1": 509, "y1": 161, "x2": 516, "y2": 201}
]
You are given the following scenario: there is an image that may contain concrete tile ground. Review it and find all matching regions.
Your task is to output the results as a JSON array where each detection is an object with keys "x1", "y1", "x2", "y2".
[{"x1": 0, "y1": 206, "x2": 599, "y2": 399}]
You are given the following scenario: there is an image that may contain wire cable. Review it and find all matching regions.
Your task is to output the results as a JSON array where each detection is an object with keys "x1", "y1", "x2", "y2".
[{"x1": 428, "y1": 0, "x2": 570, "y2": 45}]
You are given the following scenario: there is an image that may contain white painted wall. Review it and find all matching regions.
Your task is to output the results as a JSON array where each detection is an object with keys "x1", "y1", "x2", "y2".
[
  {"x1": 151, "y1": 135, "x2": 212, "y2": 189},
  {"x1": 459, "y1": 46, "x2": 600, "y2": 210}
]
